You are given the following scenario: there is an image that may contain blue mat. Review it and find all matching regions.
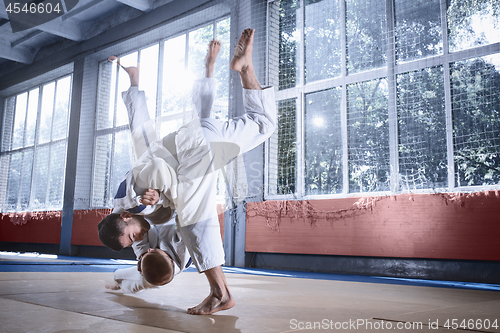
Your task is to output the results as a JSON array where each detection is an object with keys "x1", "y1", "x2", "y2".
[{"x1": 1, "y1": 252, "x2": 498, "y2": 292}]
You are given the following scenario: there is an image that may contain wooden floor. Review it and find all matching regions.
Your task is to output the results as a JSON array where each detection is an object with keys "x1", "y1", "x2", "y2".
[{"x1": 0, "y1": 252, "x2": 499, "y2": 333}]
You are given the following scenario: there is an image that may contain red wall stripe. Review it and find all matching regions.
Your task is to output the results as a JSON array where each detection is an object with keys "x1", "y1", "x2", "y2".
[
  {"x1": 0, "y1": 207, "x2": 224, "y2": 249},
  {"x1": 0, "y1": 211, "x2": 62, "y2": 244},
  {"x1": 71, "y1": 209, "x2": 112, "y2": 246},
  {"x1": 71, "y1": 205, "x2": 226, "y2": 246},
  {"x1": 245, "y1": 192, "x2": 500, "y2": 261},
  {"x1": 6, "y1": 193, "x2": 498, "y2": 262}
]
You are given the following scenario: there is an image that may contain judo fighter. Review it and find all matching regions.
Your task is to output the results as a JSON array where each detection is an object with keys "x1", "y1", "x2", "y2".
[{"x1": 98, "y1": 28, "x2": 276, "y2": 315}]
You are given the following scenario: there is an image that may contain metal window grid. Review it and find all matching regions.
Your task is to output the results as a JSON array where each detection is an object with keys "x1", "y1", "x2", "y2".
[{"x1": 266, "y1": 0, "x2": 500, "y2": 200}]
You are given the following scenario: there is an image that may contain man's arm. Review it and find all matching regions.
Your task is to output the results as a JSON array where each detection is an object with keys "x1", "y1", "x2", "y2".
[{"x1": 132, "y1": 232, "x2": 151, "y2": 259}]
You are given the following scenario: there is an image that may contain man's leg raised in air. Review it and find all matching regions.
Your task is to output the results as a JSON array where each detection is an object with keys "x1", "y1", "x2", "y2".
[
  {"x1": 208, "y1": 28, "x2": 276, "y2": 156},
  {"x1": 108, "y1": 56, "x2": 156, "y2": 159},
  {"x1": 193, "y1": 39, "x2": 221, "y2": 119},
  {"x1": 230, "y1": 28, "x2": 262, "y2": 90},
  {"x1": 205, "y1": 39, "x2": 220, "y2": 78},
  {"x1": 109, "y1": 56, "x2": 139, "y2": 87}
]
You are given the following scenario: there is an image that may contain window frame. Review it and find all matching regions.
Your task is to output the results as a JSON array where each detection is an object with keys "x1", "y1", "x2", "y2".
[
  {"x1": 91, "y1": 16, "x2": 231, "y2": 208},
  {"x1": 265, "y1": 0, "x2": 500, "y2": 200},
  {"x1": 0, "y1": 74, "x2": 73, "y2": 212}
]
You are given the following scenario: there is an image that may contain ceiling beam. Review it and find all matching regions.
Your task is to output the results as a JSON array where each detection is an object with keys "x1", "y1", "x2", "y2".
[
  {"x1": 115, "y1": 0, "x2": 152, "y2": 12},
  {"x1": 38, "y1": 17, "x2": 84, "y2": 41},
  {"x1": 62, "y1": 0, "x2": 105, "y2": 21},
  {"x1": 0, "y1": 1, "x2": 7, "y2": 20},
  {"x1": 0, "y1": 0, "x2": 213, "y2": 90},
  {"x1": 0, "y1": 39, "x2": 35, "y2": 64},
  {"x1": 11, "y1": 30, "x2": 43, "y2": 47}
]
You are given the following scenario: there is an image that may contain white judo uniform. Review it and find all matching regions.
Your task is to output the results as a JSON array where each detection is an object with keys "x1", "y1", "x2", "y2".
[
  {"x1": 112, "y1": 218, "x2": 191, "y2": 293},
  {"x1": 113, "y1": 77, "x2": 276, "y2": 273}
]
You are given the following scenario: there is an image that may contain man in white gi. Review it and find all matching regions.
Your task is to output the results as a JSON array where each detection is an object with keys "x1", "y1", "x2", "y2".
[{"x1": 98, "y1": 28, "x2": 276, "y2": 315}]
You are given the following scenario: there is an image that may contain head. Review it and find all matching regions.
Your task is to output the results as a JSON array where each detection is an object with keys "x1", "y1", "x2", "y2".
[
  {"x1": 98, "y1": 212, "x2": 150, "y2": 251},
  {"x1": 139, "y1": 248, "x2": 175, "y2": 286}
]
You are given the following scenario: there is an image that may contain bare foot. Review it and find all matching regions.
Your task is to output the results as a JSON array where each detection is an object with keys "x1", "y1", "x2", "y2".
[
  {"x1": 105, "y1": 283, "x2": 121, "y2": 291},
  {"x1": 230, "y1": 29, "x2": 261, "y2": 90},
  {"x1": 205, "y1": 39, "x2": 221, "y2": 78},
  {"x1": 108, "y1": 56, "x2": 140, "y2": 86},
  {"x1": 230, "y1": 28, "x2": 254, "y2": 73},
  {"x1": 187, "y1": 290, "x2": 235, "y2": 315}
]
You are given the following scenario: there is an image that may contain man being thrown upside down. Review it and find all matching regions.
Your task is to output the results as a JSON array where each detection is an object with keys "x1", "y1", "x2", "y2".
[{"x1": 98, "y1": 28, "x2": 276, "y2": 315}]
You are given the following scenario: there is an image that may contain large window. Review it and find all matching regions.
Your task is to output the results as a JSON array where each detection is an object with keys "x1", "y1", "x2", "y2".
[
  {"x1": 268, "y1": 0, "x2": 500, "y2": 198},
  {"x1": 92, "y1": 18, "x2": 230, "y2": 208},
  {"x1": 0, "y1": 76, "x2": 72, "y2": 211}
]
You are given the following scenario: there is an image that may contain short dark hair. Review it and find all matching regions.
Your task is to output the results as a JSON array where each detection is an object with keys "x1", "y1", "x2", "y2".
[
  {"x1": 98, "y1": 214, "x2": 125, "y2": 251},
  {"x1": 142, "y1": 251, "x2": 174, "y2": 286}
]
